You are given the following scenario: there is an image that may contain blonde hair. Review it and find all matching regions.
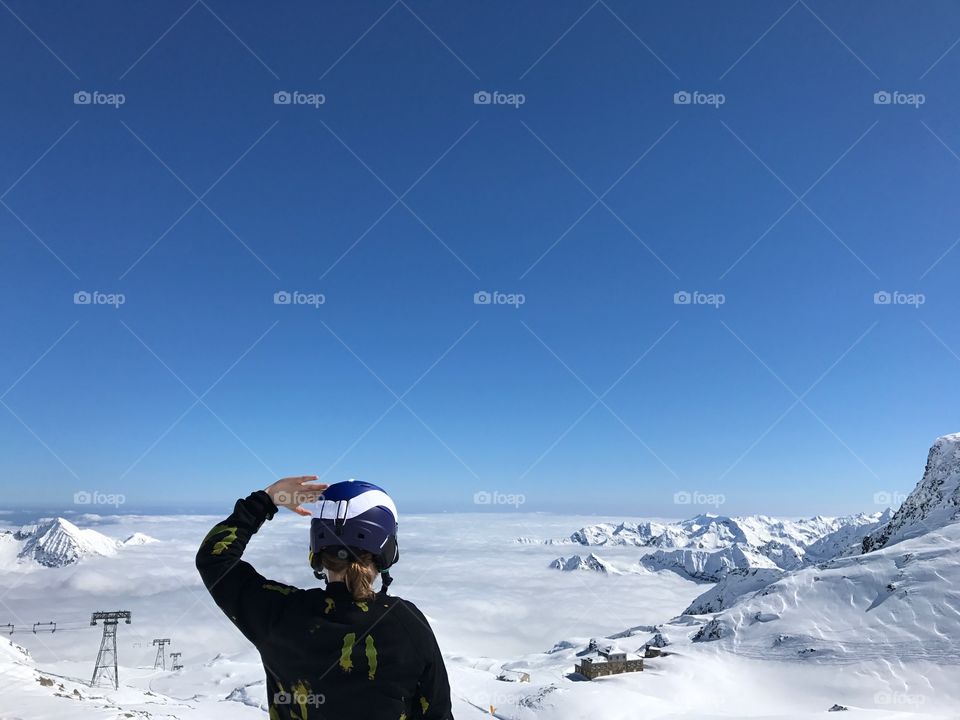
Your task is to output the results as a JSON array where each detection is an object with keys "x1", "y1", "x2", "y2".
[{"x1": 320, "y1": 549, "x2": 377, "y2": 601}]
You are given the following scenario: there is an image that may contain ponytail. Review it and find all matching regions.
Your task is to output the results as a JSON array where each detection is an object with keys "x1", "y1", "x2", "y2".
[{"x1": 320, "y1": 550, "x2": 377, "y2": 601}]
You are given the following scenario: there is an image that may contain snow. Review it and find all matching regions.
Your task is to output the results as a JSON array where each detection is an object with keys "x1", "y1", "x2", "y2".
[
  {"x1": 567, "y1": 512, "x2": 892, "y2": 571},
  {"x1": 863, "y1": 433, "x2": 960, "y2": 552},
  {"x1": 682, "y1": 521, "x2": 960, "y2": 665},
  {"x1": 0, "y1": 520, "x2": 162, "y2": 571},
  {"x1": 0, "y1": 510, "x2": 956, "y2": 719},
  {"x1": 15, "y1": 518, "x2": 120, "y2": 567},
  {"x1": 121, "y1": 532, "x2": 159, "y2": 546},
  {"x1": 549, "y1": 553, "x2": 621, "y2": 573},
  {"x1": 641, "y1": 545, "x2": 780, "y2": 582},
  {"x1": 806, "y1": 511, "x2": 892, "y2": 561},
  {"x1": 684, "y1": 567, "x2": 785, "y2": 614},
  {"x1": 1, "y1": 436, "x2": 959, "y2": 718}
]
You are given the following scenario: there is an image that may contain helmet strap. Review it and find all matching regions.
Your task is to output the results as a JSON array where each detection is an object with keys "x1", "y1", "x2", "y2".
[
  {"x1": 314, "y1": 569, "x2": 327, "y2": 582},
  {"x1": 379, "y1": 571, "x2": 393, "y2": 595}
]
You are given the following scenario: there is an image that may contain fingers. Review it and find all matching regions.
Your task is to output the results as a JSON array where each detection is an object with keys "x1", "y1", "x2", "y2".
[
  {"x1": 269, "y1": 477, "x2": 327, "y2": 516},
  {"x1": 295, "y1": 484, "x2": 327, "y2": 498}
]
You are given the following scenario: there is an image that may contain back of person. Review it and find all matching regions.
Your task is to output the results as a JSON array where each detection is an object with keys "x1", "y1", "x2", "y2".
[
  {"x1": 196, "y1": 477, "x2": 453, "y2": 720},
  {"x1": 260, "y1": 584, "x2": 443, "y2": 719}
]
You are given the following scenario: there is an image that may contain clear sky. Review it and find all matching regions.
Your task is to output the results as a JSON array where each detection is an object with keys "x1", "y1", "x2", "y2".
[{"x1": 2, "y1": 1, "x2": 959, "y2": 516}]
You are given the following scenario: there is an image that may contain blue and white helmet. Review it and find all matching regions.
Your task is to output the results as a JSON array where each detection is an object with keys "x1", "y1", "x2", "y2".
[{"x1": 308, "y1": 480, "x2": 399, "y2": 571}]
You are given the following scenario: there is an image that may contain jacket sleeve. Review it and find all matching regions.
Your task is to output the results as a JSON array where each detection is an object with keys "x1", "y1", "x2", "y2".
[
  {"x1": 195, "y1": 490, "x2": 300, "y2": 646},
  {"x1": 403, "y1": 602, "x2": 454, "y2": 720}
]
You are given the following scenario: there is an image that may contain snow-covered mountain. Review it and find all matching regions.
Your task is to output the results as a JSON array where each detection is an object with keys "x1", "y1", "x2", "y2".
[
  {"x1": 570, "y1": 520, "x2": 669, "y2": 547},
  {"x1": 675, "y1": 433, "x2": 960, "y2": 664},
  {"x1": 683, "y1": 567, "x2": 784, "y2": 614},
  {"x1": 677, "y1": 519, "x2": 960, "y2": 662},
  {"x1": 516, "y1": 536, "x2": 573, "y2": 545},
  {"x1": 549, "y1": 553, "x2": 619, "y2": 574},
  {"x1": 121, "y1": 532, "x2": 158, "y2": 546},
  {"x1": 862, "y1": 433, "x2": 960, "y2": 553},
  {"x1": 569, "y1": 514, "x2": 837, "y2": 551},
  {"x1": 640, "y1": 545, "x2": 779, "y2": 582},
  {"x1": 563, "y1": 512, "x2": 889, "y2": 580},
  {"x1": 5, "y1": 518, "x2": 123, "y2": 567},
  {"x1": 804, "y1": 509, "x2": 892, "y2": 561}
]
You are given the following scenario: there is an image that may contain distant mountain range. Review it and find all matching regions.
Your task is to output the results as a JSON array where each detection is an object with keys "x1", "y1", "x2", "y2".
[
  {"x1": 570, "y1": 433, "x2": 960, "y2": 663},
  {"x1": 679, "y1": 432, "x2": 960, "y2": 656},
  {"x1": 509, "y1": 430, "x2": 960, "y2": 709},
  {"x1": 544, "y1": 510, "x2": 892, "y2": 580},
  {"x1": 547, "y1": 432, "x2": 960, "y2": 661}
]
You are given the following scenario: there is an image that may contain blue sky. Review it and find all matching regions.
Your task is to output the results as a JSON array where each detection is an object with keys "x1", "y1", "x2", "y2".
[{"x1": 1, "y1": 1, "x2": 959, "y2": 516}]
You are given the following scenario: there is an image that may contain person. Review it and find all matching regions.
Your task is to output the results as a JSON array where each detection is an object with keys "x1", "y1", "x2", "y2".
[{"x1": 196, "y1": 475, "x2": 453, "y2": 719}]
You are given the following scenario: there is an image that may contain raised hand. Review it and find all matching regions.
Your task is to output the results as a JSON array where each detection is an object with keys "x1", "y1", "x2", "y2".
[{"x1": 264, "y1": 476, "x2": 328, "y2": 516}]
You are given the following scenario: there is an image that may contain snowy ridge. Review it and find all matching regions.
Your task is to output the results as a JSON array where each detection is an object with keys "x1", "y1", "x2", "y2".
[
  {"x1": 4, "y1": 518, "x2": 121, "y2": 567},
  {"x1": 805, "y1": 510, "x2": 892, "y2": 561},
  {"x1": 863, "y1": 433, "x2": 960, "y2": 553},
  {"x1": 553, "y1": 512, "x2": 889, "y2": 585},
  {"x1": 641, "y1": 545, "x2": 779, "y2": 582},
  {"x1": 226, "y1": 680, "x2": 268, "y2": 710},
  {"x1": 567, "y1": 512, "x2": 889, "y2": 570},
  {"x1": 683, "y1": 567, "x2": 784, "y2": 614},
  {"x1": 677, "y1": 521, "x2": 960, "y2": 663},
  {"x1": 549, "y1": 553, "x2": 619, "y2": 574},
  {"x1": 121, "y1": 532, "x2": 159, "y2": 546},
  {"x1": 516, "y1": 536, "x2": 573, "y2": 545},
  {"x1": 673, "y1": 433, "x2": 960, "y2": 664}
]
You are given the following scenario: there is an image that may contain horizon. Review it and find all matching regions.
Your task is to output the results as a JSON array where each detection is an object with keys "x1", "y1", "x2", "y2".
[{"x1": 0, "y1": 500, "x2": 902, "y2": 525}]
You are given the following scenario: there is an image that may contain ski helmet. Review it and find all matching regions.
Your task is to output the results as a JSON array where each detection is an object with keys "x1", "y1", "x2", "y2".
[{"x1": 308, "y1": 480, "x2": 399, "y2": 572}]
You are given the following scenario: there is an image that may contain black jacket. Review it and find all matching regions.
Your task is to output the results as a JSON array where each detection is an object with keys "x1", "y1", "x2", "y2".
[{"x1": 196, "y1": 490, "x2": 453, "y2": 720}]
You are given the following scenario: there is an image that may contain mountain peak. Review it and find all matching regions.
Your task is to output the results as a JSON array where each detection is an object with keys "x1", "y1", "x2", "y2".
[
  {"x1": 122, "y1": 532, "x2": 158, "y2": 546},
  {"x1": 549, "y1": 553, "x2": 617, "y2": 574},
  {"x1": 16, "y1": 517, "x2": 119, "y2": 567},
  {"x1": 862, "y1": 433, "x2": 960, "y2": 553}
]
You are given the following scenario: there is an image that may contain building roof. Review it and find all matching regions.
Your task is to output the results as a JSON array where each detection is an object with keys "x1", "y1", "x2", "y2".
[{"x1": 579, "y1": 649, "x2": 643, "y2": 664}]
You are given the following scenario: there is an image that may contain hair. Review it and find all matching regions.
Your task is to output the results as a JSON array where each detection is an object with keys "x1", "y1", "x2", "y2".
[{"x1": 320, "y1": 549, "x2": 378, "y2": 601}]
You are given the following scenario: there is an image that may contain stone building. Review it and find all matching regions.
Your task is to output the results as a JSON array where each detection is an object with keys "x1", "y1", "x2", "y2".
[{"x1": 574, "y1": 640, "x2": 644, "y2": 679}]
